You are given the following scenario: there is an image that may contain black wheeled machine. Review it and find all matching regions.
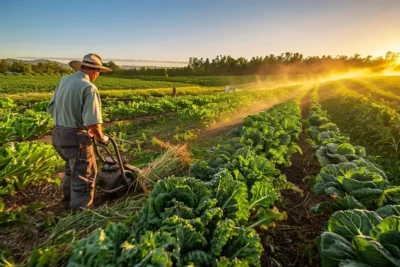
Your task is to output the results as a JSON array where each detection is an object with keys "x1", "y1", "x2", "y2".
[{"x1": 94, "y1": 136, "x2": 141, "y2": 195}]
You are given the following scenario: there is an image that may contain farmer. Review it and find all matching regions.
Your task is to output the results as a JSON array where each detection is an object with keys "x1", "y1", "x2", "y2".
[{"x1": 47, "y1": 53, "x2": 111, "y2": 211}]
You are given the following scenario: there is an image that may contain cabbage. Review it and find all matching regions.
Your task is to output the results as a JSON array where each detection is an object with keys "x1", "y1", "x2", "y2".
[{"x1": 337, "y1": 143, "x2": 356, "y2": 156}]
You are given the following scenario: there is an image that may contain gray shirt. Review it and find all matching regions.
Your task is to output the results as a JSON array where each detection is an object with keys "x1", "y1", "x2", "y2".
[{"x1": 47, "y1": 71, "x2": 103, "y2": 129}]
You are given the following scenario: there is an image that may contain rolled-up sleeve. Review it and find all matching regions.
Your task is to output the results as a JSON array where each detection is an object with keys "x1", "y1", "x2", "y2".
[{"x1": 82, "y1": 85, "x2": 103, "y2": 126}]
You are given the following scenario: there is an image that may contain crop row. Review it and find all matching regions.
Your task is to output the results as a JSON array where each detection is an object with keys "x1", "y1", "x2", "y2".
[
  {"x1": 339, "y1": 78, "x2": 400, "y2": 108},
  {"x1": 0, "y1": 98, "x2": 53, "y2": 144},
  {"x1": 28, "y1": 100, "x2": 303, "y2": 266},
  {"x1": 318, "y1": 81, "x2": 400, "y2": 183},
  {"x1": 0, "y1": 142, "x2": 63, "y2": 215},
  {"x1": 361, "y1": 76, "x2": 400, "y2": 99},
  {"x1": 0, "y1": 74, "x2": 196, "y2": 93},
  {"x1": 0, "y1": 86, "x2": 225, "y2": 109},
  {"x1": 306, "y1": 87, "x2": 400, "y2": 266},
  {"x1": 0, "y1": 73, "x2": 301, "y2": 94},
  {"x1": 103, "y1": 86, "x2": 297, "y2": 123},
  {"x1": 0, "y1": 86, "x2": 299, "y2": 144}
]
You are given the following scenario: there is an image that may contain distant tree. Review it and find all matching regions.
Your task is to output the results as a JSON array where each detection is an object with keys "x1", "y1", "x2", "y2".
[
  {"x1": 0, "y1": 59, "x2": 9, "y2": 72},
  {"x1": 10, "y1": 61, "x2": 31, "y2": 73},
  {"x1": 103, "y1": 61, "x2": 122, "y2": 72},
  {"x1": 385, "y1": 51, "x2": 396, "y2": 62}
]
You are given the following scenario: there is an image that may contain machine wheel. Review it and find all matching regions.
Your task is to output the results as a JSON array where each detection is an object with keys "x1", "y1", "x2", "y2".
[{"x1": 109, "y1": 170, "x2": 136, "y2": 198}]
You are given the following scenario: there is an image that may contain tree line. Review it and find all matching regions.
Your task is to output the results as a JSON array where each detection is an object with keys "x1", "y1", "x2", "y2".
[
  {"x1": 101, "y1": 51, "x2": 400, "y2": 76},
  {"x1": 1, "y1": 51, "x2": 399, "y2": 76},
  {"x1": 0, "y1": 59, "x2": 73, "y2": 74}
]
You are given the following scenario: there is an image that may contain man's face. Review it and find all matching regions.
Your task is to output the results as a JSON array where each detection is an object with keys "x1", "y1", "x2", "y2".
[{"x1": 90, "y1": 69, "x2": 100, "y2": 82}]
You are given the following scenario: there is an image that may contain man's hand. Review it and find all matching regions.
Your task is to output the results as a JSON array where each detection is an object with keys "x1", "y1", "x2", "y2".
[
  {"x1": 88, "y1": 129, "x2": 95, "y2": 138},
  {"x1": 99, "y1": 135, "x2": 109, "y2": 145}
]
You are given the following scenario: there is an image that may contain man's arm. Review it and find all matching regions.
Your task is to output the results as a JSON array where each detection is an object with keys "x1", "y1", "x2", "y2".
[
  {"x1": 87, "y1": 124, "x2": 104, "y2": 140},
  {"x1": 87, "y1": 123, "x2": 109, "y2": 144}
]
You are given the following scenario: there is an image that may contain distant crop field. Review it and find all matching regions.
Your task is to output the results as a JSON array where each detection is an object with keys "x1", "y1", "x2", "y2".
[
  {"x1": 0, "y1": 73, "x2": 198, "y2": 93},
  {"x1": 0, "y1": 73, "x2": 314, "y2": 93}
]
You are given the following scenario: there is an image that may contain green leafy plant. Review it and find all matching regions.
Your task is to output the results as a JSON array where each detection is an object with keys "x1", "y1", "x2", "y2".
[
  {"x1": 317, "y1": 210, "x2": 400, "y2": 267},
  {"x1": 0, "y1": 142, "x2": 63, "y2": 197}
]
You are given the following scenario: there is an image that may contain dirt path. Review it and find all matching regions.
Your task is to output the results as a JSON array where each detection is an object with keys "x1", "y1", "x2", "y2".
[
  {"x1": 260, "y1": 89, "x2": 330, "y2": 267},
  {"x1": 192, "y1": 86, "x2": 311, "y2": 147}
]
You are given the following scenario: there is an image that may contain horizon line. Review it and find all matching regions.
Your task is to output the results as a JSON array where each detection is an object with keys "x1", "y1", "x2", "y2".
[{"x1": 13, "y1": 56, "x2": 189, "y2": 64}]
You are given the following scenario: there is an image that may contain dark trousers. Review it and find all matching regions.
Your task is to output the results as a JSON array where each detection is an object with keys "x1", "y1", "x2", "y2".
[{"x1": 52, "y1": 127, "x2": 97, "y2": 211}]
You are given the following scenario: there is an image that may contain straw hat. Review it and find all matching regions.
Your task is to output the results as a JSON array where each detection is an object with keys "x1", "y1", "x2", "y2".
[{"x1": 69, "y1": 53, "x2": 112, "y2": 73}]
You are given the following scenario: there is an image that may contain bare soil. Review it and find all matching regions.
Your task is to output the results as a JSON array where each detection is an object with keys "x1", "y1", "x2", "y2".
[{"x1": 0, "y1": 177, "x2": 66, "y2": 262}]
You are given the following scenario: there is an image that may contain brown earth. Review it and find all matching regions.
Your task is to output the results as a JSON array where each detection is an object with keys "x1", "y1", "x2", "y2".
[{"x1": 0, "y1": 177, "x2": 66, "y2": 263}]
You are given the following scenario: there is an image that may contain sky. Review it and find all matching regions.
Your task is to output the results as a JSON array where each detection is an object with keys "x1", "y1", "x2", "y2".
[{"x1": 1, "y1": 0, "x2": 399, "y2": 66}]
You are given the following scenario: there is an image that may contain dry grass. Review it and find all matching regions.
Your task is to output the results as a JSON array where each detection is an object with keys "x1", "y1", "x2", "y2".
[
  {"x1": 47, "y1": 194, "x2": 147, "y2": 245},
  {"x1": 136, "y1": 137, "x2": 192, "y2": 193}
]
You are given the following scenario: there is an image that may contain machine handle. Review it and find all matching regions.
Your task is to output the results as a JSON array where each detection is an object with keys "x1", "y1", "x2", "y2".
[{"x1": 93, "y1": 136, "x2": 128, "y2": 182}]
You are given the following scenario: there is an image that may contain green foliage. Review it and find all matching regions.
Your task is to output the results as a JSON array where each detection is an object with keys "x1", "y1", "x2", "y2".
[
  {"x1": 327, "y1": 210, "x2": 381, "y2": 241},
  {"x1": 68, "y1": 223, "x2": 130, "y2": 266},
  {"x1": 376, "y1": 205, "x2": 400, "y2": 218},
  {"x1": 0, "y1": 103, "x2": 53, "y2": 144},
  {"x1": 29, "y1": 245, "x2": 71, "y2": 267},
  {"x1": 207, "y1": 170, "x2": 250, "y2": 224},
  {"x1": 308, "y1": 103, "x2": 400, "y2": 212},
  {"x1": 0, "y1": 142, "x2": 63, "y2": 198},
  {"x1": 141, "y1": 177, "x2": 215, "y2": 229},
  {"x1": 67, "y1": 178, "x2": 263, "y2": 266},
  {"x1": 310, "y1": 161, "x2": 398, "y2": 211},
  {"x1": 352, "y1": 236, "x2": 400, "y2": 267},
  {"x1": 64, "y1": 99, "x2": 305, "y2": 266},
  {"x1": 315, "y1": 143, "x2": 366, "y2": 166},
  {"x1": 309, "y1": 94, "x2": 400, "y2": 266},
  {"x1": 316, "y1": 232, "x2": 357, "y2": 267},
  {"x1": 0, "y1": 249, "x2": 15, "y2": 267},
  {"x1": 318, "y1": 81, "x2": 400, "y2": 182},
  {"x1": 317, "y1": 209, "x2": 400, "y2": 267},
  {"x1": 0, "y1": 98, "x2": 16, "y2": 108},
  {"x1": 0, "y1": 74, "x2": 195, "y2": 93}
]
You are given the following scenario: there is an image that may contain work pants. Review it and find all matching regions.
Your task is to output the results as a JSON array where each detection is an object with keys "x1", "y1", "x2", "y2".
[{"x1": 52, "y1": 127, "x2": 97, "y2": 211}]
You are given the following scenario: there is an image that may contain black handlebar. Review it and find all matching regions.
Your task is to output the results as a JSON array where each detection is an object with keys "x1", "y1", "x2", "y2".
[{"x1": 93, "y1": 136, "x2": 128, "y2": 182}]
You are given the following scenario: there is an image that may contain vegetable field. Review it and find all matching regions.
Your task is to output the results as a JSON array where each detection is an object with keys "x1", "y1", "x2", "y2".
[{"x1": 0, "y1": 74, "x2": 400, "y2": 266}]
